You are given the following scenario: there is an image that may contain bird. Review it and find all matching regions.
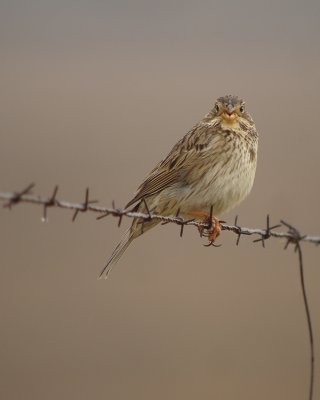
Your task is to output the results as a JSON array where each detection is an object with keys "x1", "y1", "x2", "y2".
[{"x1": 100, "y1": 95, "x2": 258, "y2": 278}]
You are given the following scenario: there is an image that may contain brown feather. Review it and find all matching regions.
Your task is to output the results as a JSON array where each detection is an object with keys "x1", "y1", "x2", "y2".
[
  {"x1": 125, "y1": 168, "x2": 182, "y2": 207},
  {"x1": 125, "y1": 123, "x2": 213, "y2": 208}
]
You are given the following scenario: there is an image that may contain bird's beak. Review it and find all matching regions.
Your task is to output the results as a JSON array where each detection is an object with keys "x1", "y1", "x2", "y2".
[
  {"x1": 226, "y1": 104, "x2": 234, "y2": 115},
  {"x1": 222, "y1": 104, "x2": 237, "y2": 122}
]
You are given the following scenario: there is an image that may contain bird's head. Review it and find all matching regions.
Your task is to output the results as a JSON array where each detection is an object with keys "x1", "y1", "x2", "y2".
[
  {"x1": 215, "y1": 95, "x2": 244, "y2": 120},
  {"x1": 209, "y1": 95, "x2": 253, "y2": 130}
]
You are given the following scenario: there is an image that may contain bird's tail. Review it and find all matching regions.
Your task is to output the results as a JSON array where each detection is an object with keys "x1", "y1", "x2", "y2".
[{"x1": 99, "y1": 228, "x2": 133, "y2": 279}]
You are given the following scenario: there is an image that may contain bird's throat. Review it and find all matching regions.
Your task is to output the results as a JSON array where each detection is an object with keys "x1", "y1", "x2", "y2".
[{"x1": 220, "y1": 118, "x2": 240, "y2": 130}]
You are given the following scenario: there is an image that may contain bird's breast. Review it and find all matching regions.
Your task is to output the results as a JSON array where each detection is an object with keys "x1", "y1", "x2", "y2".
[{"x1": 183, "y1": 136, "x2": 258, "y2": 215}]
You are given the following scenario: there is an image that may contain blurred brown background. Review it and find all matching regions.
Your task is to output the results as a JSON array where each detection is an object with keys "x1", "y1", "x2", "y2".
[{"x1": 1, "y1": 1, "x2": 320, "y2": 399}]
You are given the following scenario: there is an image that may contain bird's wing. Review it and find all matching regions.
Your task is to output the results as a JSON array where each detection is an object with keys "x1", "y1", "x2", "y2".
[
  {"x1": 125, "y1": 167, "x2": 182, "y2": 208},
  {"x1": 125, "y1": 123, "x2": 216, "y2": 208}
]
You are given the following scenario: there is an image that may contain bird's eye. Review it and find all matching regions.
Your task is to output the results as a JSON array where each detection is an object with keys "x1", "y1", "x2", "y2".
[
  {"x1": 215, "y1": 104, "x2": 220, "y2": 112},
  {"x1": 239, "y1": 105, "x2": 245, "y2": 113}
]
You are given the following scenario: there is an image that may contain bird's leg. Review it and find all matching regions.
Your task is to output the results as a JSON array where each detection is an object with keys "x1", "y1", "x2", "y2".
[{"x1": 185, "y1": 210, "x2": 222, "y2": 244}]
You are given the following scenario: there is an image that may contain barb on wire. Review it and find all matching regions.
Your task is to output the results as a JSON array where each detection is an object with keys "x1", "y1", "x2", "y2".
[
  {"x1": 253, "y1": 214, "x2": 282, "y2": 247},
  {"x1": 42, "y1": 185, "x2": 59, "y2": 222},
  {"x1": 72, "y1": 188, "x2": 98, "y2": 222},
  {"x1": 234, "y1": 216, "x2": 242, "y2": 245},
  {"x1": 3, "y1": 183, "x2": 35, "y2": 209},
  {"x1": 142, "y1": 198, "x2": 152, "y2": 220}
]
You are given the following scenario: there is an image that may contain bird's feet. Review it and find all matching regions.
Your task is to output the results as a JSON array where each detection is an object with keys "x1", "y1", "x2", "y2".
[
  {"x1": 185, "y1": 209, "x2": 222, "y2": 246},
  {"x1": 201, "y1": 214, "x2": 222, "y2": 247}
]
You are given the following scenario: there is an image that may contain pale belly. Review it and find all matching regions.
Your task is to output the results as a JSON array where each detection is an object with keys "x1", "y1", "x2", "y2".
[
  {"x1": 153, "y1": 154, "x2": 257, "y2": 217},
  {"x1": 190, "y1": 159, "x2": 257, "y2": 215}
]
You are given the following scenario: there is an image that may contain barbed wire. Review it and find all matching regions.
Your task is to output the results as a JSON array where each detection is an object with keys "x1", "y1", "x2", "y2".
[
  {"x1": 0, "y1": 183, "x2": 317, "y2": 399},
  {"x1": 1, "y1": 183, "x2": 320, "y2": 246}
]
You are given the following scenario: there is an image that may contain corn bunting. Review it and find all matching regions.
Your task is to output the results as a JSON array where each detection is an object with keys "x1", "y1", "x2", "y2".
[{"x1": 101, "y1": 95, "x2": 258, "y2": 277}]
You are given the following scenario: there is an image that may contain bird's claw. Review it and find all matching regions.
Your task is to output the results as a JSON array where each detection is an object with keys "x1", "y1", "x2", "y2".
[{"x1": 198, "y1": 215, "x2": 222, "y2": 245}]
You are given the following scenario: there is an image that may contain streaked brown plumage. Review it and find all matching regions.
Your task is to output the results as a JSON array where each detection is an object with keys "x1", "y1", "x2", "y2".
[{"x1": 101, "y1": 95, "x2": 258, "y2": 278}]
